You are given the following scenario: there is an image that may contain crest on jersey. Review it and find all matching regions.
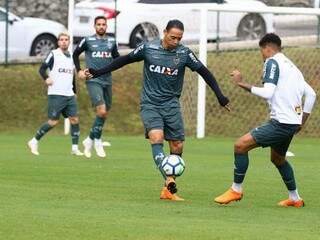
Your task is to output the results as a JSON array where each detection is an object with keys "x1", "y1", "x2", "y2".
[
  {"x1": 107, "y1": 42, "x2": 113, "y2": 49},
  {"x1": 173, "y1": 55, "x2": 180, "y2": 65},
  {"x1": 295, "y1": 106, "x2": 302, "y2": 115}
]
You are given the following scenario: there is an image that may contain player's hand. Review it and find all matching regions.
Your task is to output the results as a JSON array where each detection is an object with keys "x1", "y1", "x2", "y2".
[
  {"x1": 230, "y1": 69, "x2": 242, "y2": 84},
  {"x1": 224, "y1": 103, "x2": 231, "y2": 111},
  {"x1": 77, "y1": 70, "x2": 87, "y2": 80},
  {"x1": 218, "y1": 95, "x2": 230, "y2": 110},
  {"x1": 84, "y1": 69, "x2": 93, "y2": 80},
  {"x1": 45, "y1": 78, "x2": 53, "y2": 86}
]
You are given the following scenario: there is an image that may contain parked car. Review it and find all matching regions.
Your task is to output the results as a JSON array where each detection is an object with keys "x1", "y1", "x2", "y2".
[
  {"x1": 73, "y1": 0, "x2": 274, "y2": 48},
  {"x1": 0, "y1": 7, "x2": 66, "y2": 61},
  {"x1": 261, "y1": 0, "x2": 312, "y2": 7}
]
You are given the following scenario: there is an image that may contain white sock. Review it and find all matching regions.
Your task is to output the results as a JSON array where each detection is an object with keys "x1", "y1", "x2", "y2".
[
  {"x1": 289, "y1": 189, "x2": 301, "y2": 201},
  {"x1": 72, "y1": 145, "x2": 78, "y2": 151},
  {"x1": 231, "y1": 182, "x2": 243, "y2": 193},
  {"x1": 86, "y1": 136, "x2": 93, "y2": 144},
  {"x1": 30, "y1": 137, "x2": 38, "y2": 144},
  {"x1": 95, "y1": 138, "x2": 102, "y2": 145}
]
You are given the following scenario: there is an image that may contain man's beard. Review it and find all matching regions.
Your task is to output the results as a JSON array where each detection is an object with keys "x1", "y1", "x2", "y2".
[{"x1": 96, "y1": 29, "x2": 106, "y2": 36}]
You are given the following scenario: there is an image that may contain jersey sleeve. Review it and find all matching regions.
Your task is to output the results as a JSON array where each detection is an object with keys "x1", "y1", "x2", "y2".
[
  {"x1": 39, "y1": 51, "x2": 54, "y2": 80},
  {"x1": 303, "y1": 81, "x2": 316, "y2": 113},
  {"x1": 128, "y1": 43, "x2": 145, "y2": 61},
  {"x1": 112, "y1": 42, "x2": 120, "y2": 59},
  {"x1": 72, "y1": 37, "x2": 88, "y2": 71},
  {"x1": 78, "y1": 37, "x2": 88, "y2": 51},
  {"x1": 262, "y1": 59, "x2": 279, "y2": 85},
  {"x1": 185, "y1": 49, "x2": 203, "y2": 71}
]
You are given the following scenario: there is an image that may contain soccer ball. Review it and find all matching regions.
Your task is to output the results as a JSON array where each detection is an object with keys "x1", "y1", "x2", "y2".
[{"x1": 161, "y1": 155, "x2": 185, "y2": 177}]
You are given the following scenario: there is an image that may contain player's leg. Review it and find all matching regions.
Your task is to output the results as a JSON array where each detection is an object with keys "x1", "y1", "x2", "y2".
[
  {"x1": 64, "y1": 95, "x2": 83, "y2": 156},
  {"x1": 214, "y1": 132, "x2": 258, "y2": 204},
  {"x1": 141, "y1": 107, "x2": 166, "y2": 179},
  {"x1": 141, "y1": 107, "x2": 182, "y2": 201},
  {"x1": 149, "y1": 129, "x2": 167, "y2": 179},
  {"x1": 162, "y1": 107, "x2": 185, "y2": 200},
  {"x1": 92, "y1": 104, "x2": 108, "y2": 157},
  {"x1": 271, "y1": 144, "x2": 304, "y2": 208},
  {"x1": 168, "y1": 141, "x2": 183, "y2": 156},
  {"x1": 83, "y1": 82, "x2": 107, "y2": 158},
  {"x1": 28, "y1": 95, "x2": 61, "y2": 155},
  {"x1": 69, "y1": 116, "x2": 83, "y2": 156}
]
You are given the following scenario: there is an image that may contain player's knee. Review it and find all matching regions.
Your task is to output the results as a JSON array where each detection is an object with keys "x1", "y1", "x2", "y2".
[
  {"x1": 48, "y1": 119, "x2": 59, "y2": 127},
  {"x1": 149, "y1": 135, "x2": 164, "y2": 144},
  {"x1": 148, "y1": 129, "x2": 164, "y2": 144},
  {"x1": 271, "y1": 157, "x2": 285, "y2": 167},
  {"x1": 97, "y1": 109, "x2": 108, "y2": 118},
  {"x1": 171, "y1": 141, "x2": 183, "y2": 153},
  {"x1": 234, "y1": 140, "x2": 246, "y2": 154},
  {"x1": 69, "y1": 117, "x2": 79, "y2": 125}
]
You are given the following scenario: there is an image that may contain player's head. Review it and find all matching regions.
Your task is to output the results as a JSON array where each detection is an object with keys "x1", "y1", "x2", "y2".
[
  {"x1": 259, "y1": 33, "x2": 281, "y2": 60},
  {"x1": 57, "y1": 32, "x2": 70, "y2": 51},
  {"x1": 94, "y1": 16, "x2": 107, "y2": 36},
  {"x1": 163, "y1": 19, "x2": 184, "y2": 50}
]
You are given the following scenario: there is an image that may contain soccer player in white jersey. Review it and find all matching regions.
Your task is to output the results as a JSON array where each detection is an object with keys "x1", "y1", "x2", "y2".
[
  {"x1": 214, "y1": 33, "x2": 316, "y2": 207},
  {"x1": 28, "y1": 33, "x2": 83, "y2": 156}
]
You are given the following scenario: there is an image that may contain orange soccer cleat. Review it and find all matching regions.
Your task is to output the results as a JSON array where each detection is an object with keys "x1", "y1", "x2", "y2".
[
  {"x1": 214, "y1": 188, "x2": 243, "y2": 204},
  {"x1": 278, "y1": 199, "x2": 305, "y2": 208},
  {"x1": 160, "y1": 187, "x2": 184, "y2": 201}
]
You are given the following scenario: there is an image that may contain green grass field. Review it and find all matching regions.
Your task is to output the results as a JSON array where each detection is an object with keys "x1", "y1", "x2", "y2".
[{"x1": 0, "y1": 134, "x2": 319, "y2": 240}]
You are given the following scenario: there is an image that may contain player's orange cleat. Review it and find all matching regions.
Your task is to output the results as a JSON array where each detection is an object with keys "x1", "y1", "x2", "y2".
[
  {"x1": 278, "y1": 199, "x2": 305, "y2": 208},
  {"x1": 214, "y1": 188, "x2": 243, "y2": 204},
  {"x1": 160, "y1": 187, "x2": 184, "y2": 201}
]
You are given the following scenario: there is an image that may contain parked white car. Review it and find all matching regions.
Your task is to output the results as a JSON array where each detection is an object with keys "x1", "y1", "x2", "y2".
[
  {"x1": 74, "y1": 0, "x2": 274, "y2": 48},
  {"x1": 0, "y1": 7, "x2": 66, "y2": 61}
]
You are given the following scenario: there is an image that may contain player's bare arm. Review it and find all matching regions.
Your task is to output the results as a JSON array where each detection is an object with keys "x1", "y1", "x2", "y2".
[
  {"x1": 45, "y1": 78, "x2": 53, "y2": 86},
  {"x1": 230, "y1": 69, "x2": 252, "y2": 92}
]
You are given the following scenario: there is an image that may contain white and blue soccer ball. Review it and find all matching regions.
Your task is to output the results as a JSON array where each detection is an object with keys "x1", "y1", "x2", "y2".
[{"x1": 161, "y1": 155, "x2": 186, "y2": 177}]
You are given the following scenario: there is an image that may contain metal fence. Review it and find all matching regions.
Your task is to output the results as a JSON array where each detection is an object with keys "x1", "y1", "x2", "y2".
[{"x1": 181, "y1": 7, "x2": 320, "y2": 138}]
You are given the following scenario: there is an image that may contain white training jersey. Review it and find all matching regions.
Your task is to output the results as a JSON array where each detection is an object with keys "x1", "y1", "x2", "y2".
[
  {"x1": 47, "y1": 48, "x2": 75, "y2": 96},
  {"x1": 263, "y1": 52, "x2": 315, "y2": 124}
]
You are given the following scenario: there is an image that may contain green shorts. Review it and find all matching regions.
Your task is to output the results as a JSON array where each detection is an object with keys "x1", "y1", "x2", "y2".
[
  {"x1": 251, "y1": 119, "x2": 299, "y2": 156},
  {"x1": 86, "y1": 82, "x2": 112, "y2": 109},
  {"x1": 140, "y1": 107, "x2": 185, "y2": 141},
  {"x1": 48, "y1": 95, "x2": 78, "y2": 120}
]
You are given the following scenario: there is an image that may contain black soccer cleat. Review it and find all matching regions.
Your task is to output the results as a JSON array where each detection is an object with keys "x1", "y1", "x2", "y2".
[{"x1": 167, "y1": 181, "x2": 178, "y2": 194}]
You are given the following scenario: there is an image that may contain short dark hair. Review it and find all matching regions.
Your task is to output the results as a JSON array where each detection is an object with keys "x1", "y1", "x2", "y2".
[
  {"x1": 94, "y1": 16, "x2": 107, "y2": 25},
  {"x1": 259, "y1": 33, "x2": 281, "y2": 49},
  {"x1": 166, "y1": 19, "x2": 184, "y2": 31}
]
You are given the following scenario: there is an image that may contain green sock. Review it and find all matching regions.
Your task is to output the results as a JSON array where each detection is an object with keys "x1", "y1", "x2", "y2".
[
  {"x1": 276, "y1": 160, "x2": 297, "y2": 191},
  {"x1": 89, "y1": 116, "x2": 105, "y2": 140},
  {"x1": 70, "y1": 123, "x2": 80, "y2": 145},
  {"x1": 151, "y1": 143, "x2": 167, "y2": 180},
  {"x1": 234, "y1": 152, "x2": 249, "y2": 183},
  {"x1": 35, "y1": 122, "x2": 53, "y2": 140}
]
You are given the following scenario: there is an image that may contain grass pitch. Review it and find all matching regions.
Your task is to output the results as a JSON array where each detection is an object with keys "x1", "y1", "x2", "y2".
[{"x1": 0, "y1": 134, "x2": 319, "y2": 240}]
